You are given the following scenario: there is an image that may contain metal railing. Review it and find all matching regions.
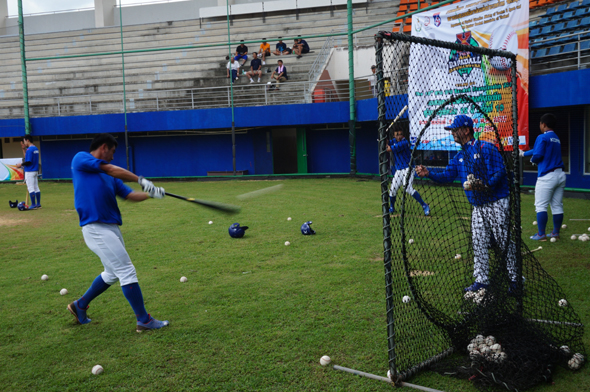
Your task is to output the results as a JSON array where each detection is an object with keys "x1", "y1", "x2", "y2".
[
  {"x1": 531, "y1": 32, "x2": 590, "y2": 74},
  {"x1": 308, "y1": 31, "x2": 339, "y2": 82},
  {"x1": 14, "y1": 77, "x2": 378, "y2": 118}
]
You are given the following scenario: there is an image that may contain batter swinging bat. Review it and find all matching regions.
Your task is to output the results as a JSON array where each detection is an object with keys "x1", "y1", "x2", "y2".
[{"x1": 165, "y1": 192, "x2": 240, "y2": 215}]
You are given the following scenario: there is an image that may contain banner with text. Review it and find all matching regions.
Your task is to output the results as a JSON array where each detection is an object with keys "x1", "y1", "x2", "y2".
[
  {"x1": 0, "y1": 159, "x2": 24, "y2": 181},
  {"x1": 410, "y1": 0, "x2": 529, "y2": 151}
]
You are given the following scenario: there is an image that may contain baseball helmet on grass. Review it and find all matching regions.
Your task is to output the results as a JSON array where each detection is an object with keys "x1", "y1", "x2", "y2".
[
  {"x1": 229, "y1": 223, "x2": 249, "y2": 238},
  {"x1": 301, "y1": 221, "x2": 316, "y2": 235}
]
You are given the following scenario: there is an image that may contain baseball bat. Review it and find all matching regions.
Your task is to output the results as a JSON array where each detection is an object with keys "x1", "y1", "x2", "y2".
[
  {"x1": 386, "y1": 105, "x2": 409, "y2": 134},
  {"x1": 165, "y1": 192, "x2": 240, "y2": 215}
]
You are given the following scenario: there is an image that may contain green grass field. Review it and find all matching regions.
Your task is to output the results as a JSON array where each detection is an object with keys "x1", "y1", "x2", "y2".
[{"x1": 0, "y1": 179, "x2": 588, "y2": 391}]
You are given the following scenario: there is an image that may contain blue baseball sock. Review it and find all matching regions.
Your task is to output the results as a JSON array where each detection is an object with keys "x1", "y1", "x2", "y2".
[
  {"x1": 389, "y1": 195, "x2": 396, "y2": 210},
  {"x1": 29, "y1": 192, "x2": 36, "y2": 206},
  {"x1": 78, "y1": 275, "x2": 111, "y2": 308},
  {"x1": 537, "y1": 211, "x2": 548, "y2": 236},
  {"x1": 35, "y1": 192, "x2": 40, "y2": 206},
  {"x1": 412, "y1": 191, "x2": 426, "y2": 207},
  {"x1": 552, "y1": 213, "x2": 564, "y2": 234},
  {"x1": 121, "y1": 283, "x2": 150, "y2": 323}
]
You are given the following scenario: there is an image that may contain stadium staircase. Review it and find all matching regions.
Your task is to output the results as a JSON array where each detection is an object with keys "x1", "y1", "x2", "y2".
[{"x1": 0, "y1": 0, "x2": 405, "y2": 119}]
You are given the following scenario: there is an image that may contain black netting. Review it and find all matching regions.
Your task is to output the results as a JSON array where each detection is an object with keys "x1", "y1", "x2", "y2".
[{"x1": 375, "y1": 32, "x2": 585, "y2": 391}]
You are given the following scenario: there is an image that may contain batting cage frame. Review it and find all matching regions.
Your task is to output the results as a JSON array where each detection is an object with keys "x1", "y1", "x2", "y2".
[{"x1": 358, "y1": 31, "x2": 587, "y2": 391}]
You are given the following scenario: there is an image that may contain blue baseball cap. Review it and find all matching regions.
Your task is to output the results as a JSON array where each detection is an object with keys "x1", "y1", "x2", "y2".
[{"x1": 444, "y1": 115, "x2": 473, "y2": 130}]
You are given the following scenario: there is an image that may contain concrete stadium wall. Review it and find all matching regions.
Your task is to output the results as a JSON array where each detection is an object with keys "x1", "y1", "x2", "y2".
[{"x1": 4, "y1": 10, "x2": 95, "y2": 36}]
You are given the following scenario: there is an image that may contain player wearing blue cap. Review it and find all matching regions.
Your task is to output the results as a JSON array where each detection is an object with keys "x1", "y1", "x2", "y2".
[
  {"x1": 386, "y1": 126, "x2": 430, "y2": 216},
  {"x1": 521, "y1": 113, "x2": 565, "y2": 241},
  {"x1": 67, "y1": 133, "x2": 170, "y2": 332},
  {"x1": 416, "y1": 115, "x2": 517, "y2": 292},
  {"x1": 16, "y1": 135, "x2": 41, "y2": 209}
]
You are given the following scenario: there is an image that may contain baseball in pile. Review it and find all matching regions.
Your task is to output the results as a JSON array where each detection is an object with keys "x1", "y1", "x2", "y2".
[
  {"x1": 60, "y1": 288, "x2": 68, "y2": 296},
  {"x1": 41, "y1": 274, "x2": 49, "y2": 281},
  {"x1": 319, "y1": 355, "x2": 331, "y2": 366},
  {"x1": 568, "y1": 353, "x2": 585, "y2": 370},
  {"x1": 464, "y1": 288, "x2": 486, "y2": 305},
  {"x1": 571, "y1": 235, "x2": 577, "y2": 240},
  {"x1": 180, "y1": 276, "x2": 188, "y2": 283},
  {"x1": 467, "y1": 335, "x2": 507, "y2": 364},
  {"x1": 578, "y1": 234, "x2": 589, "y2": 242},
  {"x1": 92, "y1": 365, "x2": 104, "y2": 375}
]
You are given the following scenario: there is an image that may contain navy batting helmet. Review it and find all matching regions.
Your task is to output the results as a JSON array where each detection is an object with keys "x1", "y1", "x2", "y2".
[
  {"x1": 301, "y1": 221, "x2": 316, "y2": 235},
  {"x1": 229, "y1": 222, "x2": 249, "y2": 238},
  {"x1": 17, "y1": 201, "x2": 28, "y2": 211},
  {"x1": 9, "y1": 199, "x2": 18, "y2": 208}
]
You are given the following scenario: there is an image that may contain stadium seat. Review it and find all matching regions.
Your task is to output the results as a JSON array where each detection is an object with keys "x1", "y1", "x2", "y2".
[
  {"x1": 581, "y1": 40, "x2": 590, "y2": 50},
  {"x1": 547, "y1": 45, "x2": 563, "y2": 56},
  {"x1": 555, "y1": 3, "x2": 570, "y2": 12},
  {"x1": 530, "y1": 27, "x2": 542, "y2": 38},
  {"x1": 530, "y1": 0, "x2": 539, "y2": 7},
  {"x1": 551, "y1": 22, "x2": 566, "y2": 34},
  {"x1": 562, "y1": 11, "x2": 576, "y2": 20},
  {"x1": 580, "y1": 16, "x2": 590, "y2": 27},
  {"x1": 550, "y1": 14, "x2": 563, "y2": 24},
  {"x1": 555, "y1": 32, "x2": 577, "y2": 43},
  {"x1": 573, "y1": 8, "x2": 588, "y2": 18},
  {"x1": 571, "y1": 0, "x2": 586, "y2": 8},
  {"x1": 564, "y1": 20, "x2": 580, "y2": 31},
  {"x1": 581, "y1": 0, "x2": 590, "y2": 7},
  {"x1": 530, "y1": 20, "x2": 539, "y2": 28},
  {"x1": 545, "y1": 6, "x2": 558, "y2": 14},
  {"x1": 538, "y1": 17, "x2": 549, "y2": 25},
  {"x1": 562, "y1": 42, "x2": 578, "y2": 53},
  {"x1": 532, "y1": 48, "x2": 548, "y2": 58}
]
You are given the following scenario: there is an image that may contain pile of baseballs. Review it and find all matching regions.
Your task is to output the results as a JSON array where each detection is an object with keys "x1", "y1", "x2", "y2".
[
  {"x1": 319, "y1": 355, "x2": 331, "y2": 366},
  {"x1": 568, "y1": 353, "x2": 585, "y2": 370},
  {"x1": 577, "y1": 234, "x2": 589, "y2": 242},
  {"x1": 467, "y1": 335, "x2": 507, "y2": 364},
  {"x1": 464, "y1": 288, "x2": 486, "y2": 305}
]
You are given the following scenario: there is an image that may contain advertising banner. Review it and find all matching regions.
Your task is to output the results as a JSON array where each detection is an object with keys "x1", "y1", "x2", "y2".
[
  {"x1": 0, "y1": 159, "x2": 24, "y2": 181},
  {"x1": 410, "y1": 0, "x2": 529, "y2": 151}
]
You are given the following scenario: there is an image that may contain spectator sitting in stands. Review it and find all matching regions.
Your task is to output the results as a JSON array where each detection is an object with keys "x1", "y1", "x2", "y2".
[
  {"x1": 268, "y1": 59, "x2": 288, "y2": 91},
  {"x1": 235, "y1": 40, "x2": 248, "y2": 65},
  {"x1": 294, "y1": 37, "x2": 310, "y2": 59},
  {"x1": 368, "y1": 65, "x2": 377, "y2": 97},
  {"x1": 246, "y1": 52, "x2": 262, "y2": 83},
  {"x1": 274, "y1": 38, "x2": 288, "y2": 56},
  {"x1": 259, "y1": 39, "x2": 271, "y2": 65},
  {"x1": 227, "y1": 56, "x2": 240, "y2": 82}
]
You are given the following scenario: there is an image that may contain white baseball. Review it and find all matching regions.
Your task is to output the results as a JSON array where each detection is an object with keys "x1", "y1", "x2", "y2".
[
  {"x1": 208, "y1": 221, "x2": 213, "y2": 224},
  {"x1": 550, "y1": 237, "x2": 556, "y2": 243},
  {"x1": 455, "y1": 254, "x2": 462, "y2": 260},
  {"x1": 581, "y1": 236, "x2": 588, "y2": 242},
  {"x1": 490, "y1": 344, "x2": 502, "y2": 354},
  {"x1": 588, "y1": 227, "x2": 590, "y2": 232},
  {"x1": 560, "y1": 345, "x2": 571, "y2": 355},
  {"x1": 402, "y1": 295, "x2": 411, "y2": 303},
  {"x1": 562, "y1": 224, "x2": 567, "y2": 229},
  {"x1": 287, "y1": 217, "x2": 292, "y2": 221},
  {"x1": 485, "y1": 336, "x2": 496, "y2": 346},
  {"x1": 408, "y1": 239, "x2": 414, "y2": 244},
  {"x1": 571, "y1": 235, "x2": 577, "y2": 240},
  {"x1": 180, "y1": 276, "x2": 188, "y2": 283},
  {"x1": 60, "y1": 288, "x2": 68, "y2": 296},
  {"x1": 92, "y1": 365, "x2": 104, "y2": 375},
  {"x1": 387, "y1": 370, "x2": 392, "y2": 379},
  {"x1": 533, "y1": 221, "x2": 537, "y2": 225},
  {"x1": 284, "y1": 241, "x2": 290, "y2": 246},
  {"x1": 467, "y1": 343, "x2": 477, "y2": 352},
  {"x1": 558, "y1": 299, "x2": 568, "y2": 307},
  {"x1": 475, "y1": 335, "x2": 485, "y2": 345},
  {"x1": 319, "y1": 355, "x2": 331, "y2": 366},
  {"x1": 568, "y1": 354, "x2": 584, "y2": 370},
  {"x1": 41, "y1": 274, "x2": 49, "y2": 281},
  {"x1": 488, "y1": 25, "x2": 517, "y2": 70}
]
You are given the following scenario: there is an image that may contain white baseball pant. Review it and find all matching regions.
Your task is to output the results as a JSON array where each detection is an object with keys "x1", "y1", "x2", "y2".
[
  {"x1": 82, "y1": 223, "x2": 138, "y2": 286},
  {"x1": 534, "y1": 169, "x2": 566, "y2": 214},
  {"x1": 389, "y1": 167, "x2": 416, "y2": 197},
  {"x1": 471, "y1": 197, "x2": 517, "y2": 284},
  {"x1": 25, "y1": 171, "x2": 40, "y2": 193}
]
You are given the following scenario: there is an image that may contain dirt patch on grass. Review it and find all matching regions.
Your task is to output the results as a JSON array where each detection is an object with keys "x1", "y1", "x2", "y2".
[
  {"x1": 0, "y1": 217, "x2": 30, "y2": 227},
  {"x1": 410, "y1": 270, "x2": 435, "y2": 277}
]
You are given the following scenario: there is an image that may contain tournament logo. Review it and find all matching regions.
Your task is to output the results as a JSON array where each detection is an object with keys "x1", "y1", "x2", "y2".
[
  {"x1": 423, "y1": 16, "x2": 430, "y2": 27},
  {"x1": 448, "y1": 31, "x2": 482, "y2": 80},
  {"x1": 433, "y1": 13, "x2": 441, "y2": 27},
  {"x1": 414, "y1": 16, "x2": 422, "y2": 32}
]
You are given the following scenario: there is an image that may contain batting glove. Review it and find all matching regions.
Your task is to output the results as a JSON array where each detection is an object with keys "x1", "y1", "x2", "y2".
[
  {"x1": 138, "y1": 176, "x2": 155, "y2": 193},
  {"x1": 150, "y1": 186, "x2": 165, "y2": 199},
  {"x1": 519, "y1": 149, "x2": 525, "y2": 157}
]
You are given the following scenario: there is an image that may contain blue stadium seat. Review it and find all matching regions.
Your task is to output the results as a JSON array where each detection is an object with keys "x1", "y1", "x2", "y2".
[
  {"x1": 580, "y1": 16, "x2": 590, "y2": 27},
  {"x1": 553, "y1": 33, "x2": 573, "y2": 44},
  {"x1": 540, "y1": 26, "x2": 555, "y2": 36},
  {"x1": 571, "y1": 0, "x2": 586, "y2": 8},
  {"x1": 573, "y1": 8, "x2": 587, "y2": 18},
  {"x1": 562, "y1": 11, "x2": 576, "y2": 20},
  {"x1": 582, "y1": 0, "x2": 590, "y2": 7},
  {"x1": 532, "y1": 48, "x2": 547, "y2": 58},
  {"x1": 565, "y1": 20, "x2": 580, "y2": 31},
  {"x1": 530, "y1": 20, "x2": 540, "y2": 28},
  {"x1": 550, "y1": 14, "x2": 563, "y2": 24},
  {"x1": 551, "y1": 23, "x2": 566, "y2": 34},
  {"x1": 530, "y1": 39, "x2": 543, "y2": 49},
  {"x1": 562, "y1": 43, "x2": 578, "y2": 53},
  {"x1": 581, "y1": 40, "x2": 590, "y2": 50},
  {"x1": 530, "y1": 27, "x2": 542, "y2": 38},
  {"x1": 556, "y1": 3, "x2": 570, "y2": 12},
  {"x1": 538, "y1": 17, "x2": 549, "y2": 25},
  {"x1": 547, "y1": 45, "x2": 563, "y2": 56},
  {"x1": 546, "y1": 6, "x2": 557, "y2": 15}
]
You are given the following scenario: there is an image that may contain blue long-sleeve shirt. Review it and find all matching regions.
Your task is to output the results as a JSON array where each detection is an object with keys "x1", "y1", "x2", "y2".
[
  {"x1": 427, "y1": 139, "x2": 509, "y2": 206},
  {"x1": 523, "y1": 130, "x2": 564, "y2": 177},
  {"x1": 388, "y1": 139, "x2": 412, "y2": 171}
]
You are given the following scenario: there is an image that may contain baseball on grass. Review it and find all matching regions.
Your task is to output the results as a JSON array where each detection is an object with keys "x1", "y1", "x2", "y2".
[
  {"x1": 560, "y1": 345, "x2": 571, "y2": 354},
  {"x1": 402, "y1": 295, "x2": 411, "y2": 303},
  {"x1": 387, "y1": 370, "x2": 392, "y2": 379},
  {"x1": 558, "y1": 299, "x2": 568, "y2": 307},
  {"x1": 60, "y1": 288, "x2": 68, "y2": 296},
  {"x1": 455, "y1": 254, "x2": 462, "y2": 260},
  {"x1": 562, "y1": 224, "x2": 567, "y2": 229},
  {"x1": 571, "y1": 235, "x2": 577, "y2": 240},
  {"x1": 588, "y1": 227, "x2": 590, "y2": 232},
  {"x1": 41, "y1": 274, "x2": 48, "y2": 281},
  {"x1": 180, "y1": 276, "x2": 188, "y2": 283},
  {"x1": 550, "y1": 237, "x2": 557, "y2": 243},
  {"x1": 408, "y1": 239, "x2": 414, "y2": 244},
  {"x1": 208, "y1": 221, "x2": 213, "y2": 225},
  {"x1": 287, "y1": 217, "x2": 292, "y2": 221},
  {"x1": 488, "y1": 25, "x2": 518, "y2": 70},
  {"x1": 284, "y1": 241, "x2": 290, "y2": 246},
  {"x1": 319, "y1": 355, "x2": 331, "y2": 366},
  {"x1": 533, "y1": 221, "x2": 537, "y2": 225},
  {"x1": 92, "y1": 365, "x2": 104, "y2": 375}
]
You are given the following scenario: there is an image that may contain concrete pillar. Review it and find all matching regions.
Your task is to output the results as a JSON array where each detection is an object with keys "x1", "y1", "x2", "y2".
[
  {"x1": 94, "y1": 0, "x2": 117, "y2": 28},
  {"x1": 218, "y1": 0, "x2": 233, "y2": 9},
  {"x1": 0, "y1": 0, "x2": 8, "y2": 34}
]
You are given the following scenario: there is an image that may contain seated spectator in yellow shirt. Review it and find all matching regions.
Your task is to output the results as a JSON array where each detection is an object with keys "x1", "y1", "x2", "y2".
[{"x1": 259, "y1": 38, "x2": 271, "y2": 65}]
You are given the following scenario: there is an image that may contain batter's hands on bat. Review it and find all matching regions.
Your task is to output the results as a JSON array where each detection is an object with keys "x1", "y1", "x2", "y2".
[
  {"x1": 150, "y1": 187, "x2": 165, "y2": 199},
  {"x1": 415, "y1": 165, "x2": 429, "y2": 177},
  {"x1": 138, "y1": 176, "x2": 154, "y2": 193}
]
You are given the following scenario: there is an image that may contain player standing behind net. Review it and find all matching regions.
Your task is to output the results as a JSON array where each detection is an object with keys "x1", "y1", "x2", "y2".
[
  {"x1": 16, "y1": 135, "x2": 41, "y2": 209},
  {"x1": 416, "y1": 115, "x2": 517, "y2": 292},
  {"x1": 521, "y1": 113, "x2": 566, "y2": 241},
  {"x1": 67, "y1": 133, "x2": 170, "y2": 332},
  {"x1": 386, "y1": 126, "x2": 430, "y2": 216}
]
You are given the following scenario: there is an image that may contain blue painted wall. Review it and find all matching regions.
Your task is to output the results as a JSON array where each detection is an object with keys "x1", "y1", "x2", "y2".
[
  {"x1": 530, "y1": 68, "x2": 590, "y2": 109},
  {"x1": 306, "y1": 128, "x2": 350, "y2": 173}
]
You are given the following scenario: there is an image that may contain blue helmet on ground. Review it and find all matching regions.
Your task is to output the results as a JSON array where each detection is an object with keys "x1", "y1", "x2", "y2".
[
  {"x1": 301, "y1": 221, "x2": 316, "y2": 235},
  {"x1": 9, "y1": 199, "x2": 18, "y2": 208},
  {"x1": 229, "y1": 222, "x2": 249, "y2": 238},
  {"x1": 17, "y1": 201, "x2": 28, "y2": 211}
]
